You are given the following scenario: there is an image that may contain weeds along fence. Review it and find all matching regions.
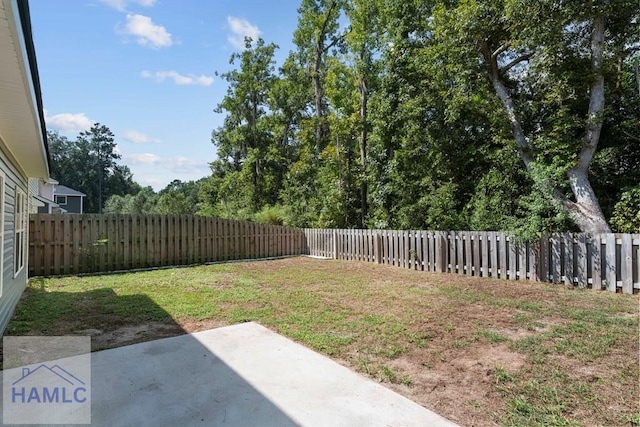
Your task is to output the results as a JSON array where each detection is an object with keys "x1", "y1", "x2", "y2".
[
  {"x1": 29, "y1": 214, "x2": 304, "y2": 276},
  {"x1": 303, "y1": 229, "x2": 640, "y2": 294}
]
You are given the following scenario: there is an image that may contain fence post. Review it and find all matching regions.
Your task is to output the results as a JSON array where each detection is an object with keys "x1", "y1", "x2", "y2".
[{"x1": 333, "y1": 229, "x2": 338, "y2": 260}]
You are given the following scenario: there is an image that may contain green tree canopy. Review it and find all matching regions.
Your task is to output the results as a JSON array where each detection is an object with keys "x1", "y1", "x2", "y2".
[{"x1": 47, "y1": 124, "x2": 138, "y2": 213}]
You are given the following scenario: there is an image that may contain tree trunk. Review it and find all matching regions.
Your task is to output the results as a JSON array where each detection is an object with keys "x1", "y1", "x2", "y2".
[
  {"x1": 567, "y1": 6, "x2": 610, "y2": 233},
  {"x1": 359, "y1": 76, "x2": 368, "y2": 227},
  {"x1": 635, "y1": 56, "x2": 640, "y2": 97},
  {"x1": 564, "y1": 168, "x2": 611, "y2": 233},
  {"x1": 313, "y1": 39, "x2": 327, "y2": 156},
  {"x1": 479, "y1": 6, "x2": 612, "y2": 234},
  {"x1": 312, "y1": 1, "x2": 338, "y2": 158}
]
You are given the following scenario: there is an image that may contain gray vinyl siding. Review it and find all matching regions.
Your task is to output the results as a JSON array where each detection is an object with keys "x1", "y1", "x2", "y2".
[
  {"x1": 64, "y1": 195, "x2": 83, "y2": 214},
  {"x1": 0, "y1": 143, "x2": 30, "y2": 335}
]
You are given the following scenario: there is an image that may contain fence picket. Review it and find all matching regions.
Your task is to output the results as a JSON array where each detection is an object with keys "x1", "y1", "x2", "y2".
[
  {"x1": 564, "y1": 234, "x2": 574, "y2": 286},
  {"x1": 551, "y1": 233, "x2": 562, "y2": 284},
  {"x1": 508, "y1": 236, "x2": 517, "y2": 281},
  {"x1": 448, "y1": 232, "x2": 455, "y2": 273},
  {"x1": 403, "y1": 230, "x2": 409, "y2": 269},
  {"x1": 635, "y1": 234, "x2": 640, "y2": 292},
  {"x1": 539, "y1": 234, "x2": 549, "y2": 282},
  {"x1": 488, "y1": 232, "x2": 497, "y2": 278},
  {"x1": 576, "y1": 234, "x2": 588, "y2": 288},
  {"x1": 480, "y1": 232, "x2": 488, "y2": 277},
  {"x1": 621, "y1": 234, "x2": 633, "y2": 294},
  {"x1": 605, "y1": 234, "x2": 616, "y2": 291},
  {"x1": 454, "y1": 233, "x2": 462, "y2": 275},
  {"x1": 518, "y1": 241, "x2": 527, "y2": 280},
  {"x1": 464, "y1": 233, "x2": 472, "y2": 277},
  {"x1": 590, "y1": 234, "x2": 601, "y2": 291},
  {"x1": 498, "y1": 233, "x2": 507, "y2": 279}
]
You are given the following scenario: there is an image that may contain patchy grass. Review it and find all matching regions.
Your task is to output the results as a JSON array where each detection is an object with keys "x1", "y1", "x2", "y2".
[{"x1": 7, "y1": 257, "x2": 639, "y2": 427}]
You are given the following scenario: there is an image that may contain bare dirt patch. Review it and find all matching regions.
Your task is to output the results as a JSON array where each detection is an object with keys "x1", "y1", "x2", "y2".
[
  {"x1": 90, "y1": 322, "x2": 184, "y2": 350},
  {"x1": 381, "y1": 344, "x2": 527, "y2": 427}
]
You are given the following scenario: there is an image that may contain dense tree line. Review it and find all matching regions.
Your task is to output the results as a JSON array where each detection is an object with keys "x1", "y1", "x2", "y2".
[
  {"x1": 199, "y1": 0, "x2": 639, "y2": 234},
  {"x1": 48, "y1": 1, "x2": 639, "y2": 232},
  {"x1": 104, "y1": 179, "x2": 202, "y2": 215}
]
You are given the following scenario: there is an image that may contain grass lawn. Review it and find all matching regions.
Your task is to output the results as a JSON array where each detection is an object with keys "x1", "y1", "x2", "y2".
[{"x1": 7, "y1": 257, "x2": 639, "y2": 427}]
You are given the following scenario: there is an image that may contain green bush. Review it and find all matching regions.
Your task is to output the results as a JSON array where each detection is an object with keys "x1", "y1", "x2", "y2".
[
  {"x1": 610, "y1": 187, "x2": 640, "y2": 233},
  {"x1": 253, "y1": 205, "x2": 288, "y2": 226}
]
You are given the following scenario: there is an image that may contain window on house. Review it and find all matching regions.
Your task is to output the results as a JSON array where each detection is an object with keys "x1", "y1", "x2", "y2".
[
  {"x1": 55, "y1": 195, "x2": 67, "y2": 205},
  {"x1": 14, "y1": 189, "x2": 26, "y2": 276}
]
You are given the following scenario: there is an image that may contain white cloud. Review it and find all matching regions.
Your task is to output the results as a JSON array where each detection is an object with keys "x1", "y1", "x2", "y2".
[
  {"x1": 120, "y1": 152, "x2": 211, "y2": 191},
  {"x1": 44, "y1": 111, "x2": 93, "y2": 133},
  {"x1": 123, "y1": 152, "x2": 208, "y2": 171},
  {"x1": 100, "y1": 0, "x2": 156, "y2": 12},
  {"x1": 123, "y1": 130, "x2": 159, "y2": 144},
  {"x1": 124, "y1": 153, "x2": 162, "y2": 164},
  {"x1": 140, "y1": 70, "x2": 214, "y2": 86},
  {"x1": 171, "y1": 156, "x2": 209, "y2": 173},
  {"x1": 137, "y1": 177, "x2": 164, "y2": 188},
  {"x1": 226, "y1": 16, "x2": 261, "y2": 49},
  {"x1": 121, "y1": 14, "x2": 172, "y2": 48}
]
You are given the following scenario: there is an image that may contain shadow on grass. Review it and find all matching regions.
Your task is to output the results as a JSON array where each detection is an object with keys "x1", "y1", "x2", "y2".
[
  {"x1": 2, "y1": 279, "x2": 299, "y2": 426},
  {"x1": 7, "y1": 280, "x2": 180, "y2": 349}
]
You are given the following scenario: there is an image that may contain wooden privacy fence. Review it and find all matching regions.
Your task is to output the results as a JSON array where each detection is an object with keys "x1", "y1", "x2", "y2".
[
  {"x1": 29, "y1": 214, "x2": 304, "y2": 276},
  {"x1": 303, "y1": 229, "x2": 640, "y2": 294},
  {"x1": 28, "y1": 215, "x2": 639, "y2": 294}
]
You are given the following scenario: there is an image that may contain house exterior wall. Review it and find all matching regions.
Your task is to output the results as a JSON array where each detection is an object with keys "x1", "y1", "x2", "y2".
[
  {"x1": 0, "y1": 142, "x2": 30, "y2": 335},
  {"x1": 64, "y1": 196, "x2": 83, "y2": 214},
  {"x1": 38, "y1": 179, "x2": 54, "y2": 200}
]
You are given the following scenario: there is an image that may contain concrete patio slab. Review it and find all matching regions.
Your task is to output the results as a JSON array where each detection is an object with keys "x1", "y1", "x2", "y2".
[{"x1": 6, "y1": 322, "x2": 461, "y2": 426}]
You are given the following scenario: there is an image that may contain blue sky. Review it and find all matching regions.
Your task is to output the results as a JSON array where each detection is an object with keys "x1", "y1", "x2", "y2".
[{"x1": 30, "y1": 0, "x2": 301, "y2": 190}]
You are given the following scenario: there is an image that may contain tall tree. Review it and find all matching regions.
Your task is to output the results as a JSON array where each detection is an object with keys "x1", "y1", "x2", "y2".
[
  {"x1": 204, "y1": 0, "x2": 637, "y2": 232},
  {"x1": 213, "y1": 38, "x2": 280, "y2": 210},
  {"x1": 76, "y1": 124, "x2": 120, "y2": 213},
  {"x1": 48, "y1": 125, "x2": 137, "y2": 213},
  {"x1": 294, "y1": 0, "x2": 346, "y2": 155},
  {"x1": 431, "y1": 0, "x2": 638, "y2": 233},
  {"x1": 345, "y1": 0, "x2": 383, "y2": 226}
]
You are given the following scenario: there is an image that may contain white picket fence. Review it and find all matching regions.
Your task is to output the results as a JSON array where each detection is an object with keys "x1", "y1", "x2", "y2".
[{"x1": 303, "y1": 229, "x2": 640, "y2": 294}]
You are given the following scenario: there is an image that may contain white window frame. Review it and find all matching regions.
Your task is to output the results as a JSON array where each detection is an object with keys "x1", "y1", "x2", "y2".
[
  {"x1": 14, "y1": 187, "x2": 26, "y2": 277},
  {"x1": 55, "y1": 195, "x2": 67, "y2": 205}
]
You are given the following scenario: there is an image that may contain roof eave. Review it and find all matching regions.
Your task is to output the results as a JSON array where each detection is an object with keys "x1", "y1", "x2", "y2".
[{"x1": 0, "y1": 0, "x2": 50, "y2": 179}]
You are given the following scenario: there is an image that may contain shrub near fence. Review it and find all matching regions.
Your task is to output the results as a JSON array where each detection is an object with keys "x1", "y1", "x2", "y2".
[
  {"x1": 29, "y1": 214, "x2": 304, "y2": 276},
  {"x1": 303, "y1": 229, "x2": 640, "y2": 294}
]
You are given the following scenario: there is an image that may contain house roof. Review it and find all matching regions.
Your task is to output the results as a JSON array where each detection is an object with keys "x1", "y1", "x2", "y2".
[
  {"x1": 54, "y1": 185, "x2": 86, "y2": 197},
  {"x1": 0, "y1": 0, "x2": 50, "y2": 178}
]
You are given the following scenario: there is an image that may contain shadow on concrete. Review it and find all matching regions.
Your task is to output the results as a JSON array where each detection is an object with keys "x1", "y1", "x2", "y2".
[{"x1": 2, "y1": 286, "x2": 299, "y2": 426}]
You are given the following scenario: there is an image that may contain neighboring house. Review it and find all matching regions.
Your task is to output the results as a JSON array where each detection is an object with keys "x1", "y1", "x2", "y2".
[
  {"x1": 28, "y1": 179, "x2": 85, "y2": 214},
  {"x1": 29, "y1": 177, "x2": 62, "y2": 213},
  {"x1": 0, "y1": 0, "x2": 51, "y2": 334},
  {"x1": 53, "y1": 184, "x2": 85, "y2": 214}
]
